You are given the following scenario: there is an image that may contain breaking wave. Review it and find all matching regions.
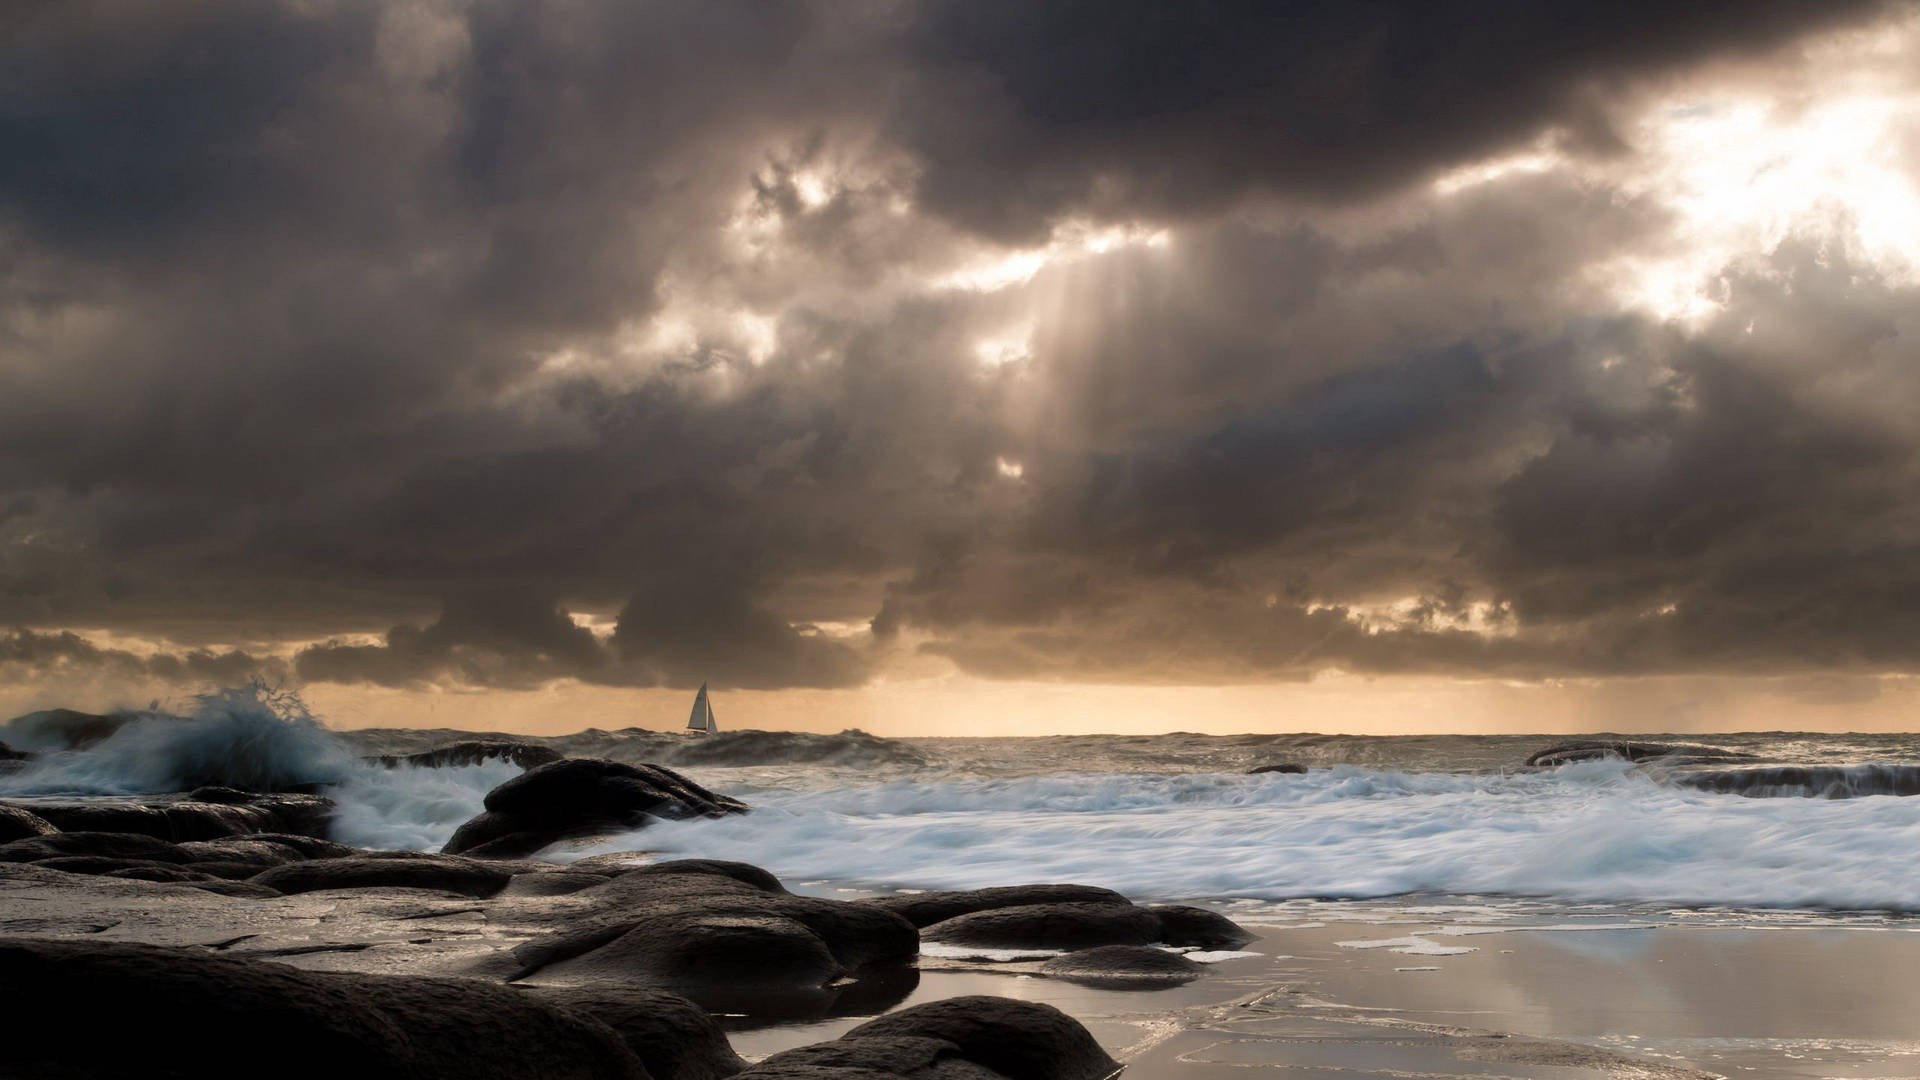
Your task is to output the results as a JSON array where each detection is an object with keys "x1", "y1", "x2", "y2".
[
  {"x1": 583, "y1": 760, "x2": 1920, "y2": 910},
  {"x1": 0, "y1": 684, "x2": 353, "y2": 795}
]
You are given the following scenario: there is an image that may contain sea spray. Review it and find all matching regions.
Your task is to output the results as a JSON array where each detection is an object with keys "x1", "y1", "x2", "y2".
[{"x1": 0, "y1": 683, "x2": 353, "y2": 795}]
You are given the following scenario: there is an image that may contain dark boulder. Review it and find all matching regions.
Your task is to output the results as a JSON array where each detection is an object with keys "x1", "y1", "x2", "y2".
[
  {"x1": 0, "y1": 804, "x2": 57, "y2": 843},
  {"x1": 0, "y1": 739, "x2": 29, "y2": 761},
  {"x1": 1247, "y1": 763, "x2": 1306, "y2": 775},
  {"x1": 0, "y1": 937, "x2": 647, "y2": 1079},
  {"x1": 1147, "y1": 904, "x2": 1253, "y2": 948},
  {"x1": 860, "y1": 885, "x2": 1129, "y2": 929},
  {"x1": 505, "y1": 865, "x2": 918, "y2": 1002},
  {"x1": 529, "y1": 911, "x2": 846, "y2": 990},
  {"x1": 923, "y1": 902, "x2": 1162, "y2": 951},
  {"x1": 525, "y1": 986, "x2": 746, "y2": 1080},
  {"x1": 486, "y1": 758, "x2": 746, "y2": 819},
  {"x1": 372, "y1": 739, "x2": 565, "y2": 771},
  {"x1": 1039, "y1": 945, "x2": 1206, "y2": 987},
  {"x1": 251, "y1": 854, "x2": 514, "y2": 898},
  {"x1": 0, "y1": 831, "x2": 191, "y2": 863},
  {"x1": 443, "y1": 758, "x2": 749, "y2": 857},
  {"x1": 1525, "y1": 740, "x2": 1751, "y2": 767},
  {"x1": 836, "y1": 996, "x2": 1119, "y2": 1080}
]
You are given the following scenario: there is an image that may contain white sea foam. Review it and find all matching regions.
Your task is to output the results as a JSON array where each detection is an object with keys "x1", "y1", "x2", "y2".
[
  {"x1": 326, "y1": 760, "x2": 523, "y2": 850},
  {"x1": 571, "y1": 760, "x2": 1920, "y2": 910},
  {"x1": 1333, "y1": 936, "x2": 1476, "y2": 956}
]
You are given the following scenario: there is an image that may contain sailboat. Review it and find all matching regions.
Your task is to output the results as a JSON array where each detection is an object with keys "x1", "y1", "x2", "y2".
[{"x1": 686, "y1": 682, "x2": 718, "y2": 734}]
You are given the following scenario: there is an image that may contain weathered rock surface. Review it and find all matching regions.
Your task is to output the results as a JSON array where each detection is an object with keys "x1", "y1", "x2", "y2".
[
  {"x1": 1247, "y1": 762, "x2": 1307, "y2": 774},
  {"x1": 252, "y1": 853, "x2": 515, "y2": 897},
  {"x1": 861, "y1": 885, "x2": 1129, "y2": 929},
  {"x1": 33, "y1": 855, "x2": 210, "y2": 879},
  {"x1": 443, "y1": 758, "x2": 750, "y2": 858},
  {"x1": 739, "y1": 996, "x2": 1120, "y2": 1080},
  {"x1": 0, "y1": 937, "x2": 648, "y2": 1080},
  {"x1": 0, "y1": 830, "x2": 193, "y2": 863},
  {"x1": 923, "y1": 902, "x2": 1163, "y2": 951},
  {"x1": 1039, "y1": 944, "x2": 1206, "y2": 987},
  {"x1": 7, "y1": 792, "x2": 333, "y2": 841},
  {"x1": 0, "y1": 804, "x2": 56, "y2": 843},
  {"x1": 525, "y1": 985, "x2": 747, "y2": 1080},
  {"x1": 371, "y1": 739, "x2": 564, "y2": 771}
]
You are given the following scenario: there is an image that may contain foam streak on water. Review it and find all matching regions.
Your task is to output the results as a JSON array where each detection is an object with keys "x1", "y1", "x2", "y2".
[{"x1": 578, "y1": 761, "x2": 1920, "y2": 911}]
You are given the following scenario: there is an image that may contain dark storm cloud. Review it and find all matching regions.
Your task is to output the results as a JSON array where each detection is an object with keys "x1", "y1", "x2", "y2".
[
  {"x1": 893, "y1": 0, "x2": 1890, "y2": 240},
  {"x1": 0, "y1": 0, "x2": 1915, "y2": 692},
  {"x1": 0, "y1": 629, "x2": 281, "y2": 686}
]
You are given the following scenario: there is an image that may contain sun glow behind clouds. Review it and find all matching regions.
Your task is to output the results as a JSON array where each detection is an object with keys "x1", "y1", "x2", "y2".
[
  {"x1": 1605, "y1": 89, "x2": 1920, "y2": 322},
  {"x1": 1600, "y1": 15, "x2": 1920, "y2": 324},
  {"x1": 936, "y1": 222, "x2": 1171, "y2": 292}
]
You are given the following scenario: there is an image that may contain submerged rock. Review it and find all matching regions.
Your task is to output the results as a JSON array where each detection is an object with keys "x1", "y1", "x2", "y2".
[
  {"x1": 0, "y1": 937, "x2": 648, "y2": 1080},
  {"x1": 1524, "y1": 740, "x2": 1751, "y2": 767},
  {"x1": 1247, "y1": 762, "x2": 1307, "y2": 774},
  {"x1": 1674, "y1": 764, "x2": 1920, "y2": 799},
  {"x1": 0, "y1": 707, "x2": 130, "y2": 749},
  {"x1": 923, "y1": 902, "x2": 1163, "y2": 951},
  {"x1": 1040, "y1": 944, "x2": 1207, "y2": 987},
  {"x1": 860, "y1": 884, "x2": 1129, "y2": 929},
  {"x1": 371, "y1": 739, "x2": 564, "y2": 771},
  {"x1": 443, "y1": 757, "x2": 750, "y2": 858}
]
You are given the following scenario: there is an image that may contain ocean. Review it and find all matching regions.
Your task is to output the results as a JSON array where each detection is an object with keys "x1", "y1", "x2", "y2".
[{"x1": 9, "y1": 698, "x2": 1920, "y2": 913}]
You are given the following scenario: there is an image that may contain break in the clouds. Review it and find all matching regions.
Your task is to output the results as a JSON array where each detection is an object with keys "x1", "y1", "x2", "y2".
[{"x1": 2, "y1": 0, "x2": 1919, "y2": 698}]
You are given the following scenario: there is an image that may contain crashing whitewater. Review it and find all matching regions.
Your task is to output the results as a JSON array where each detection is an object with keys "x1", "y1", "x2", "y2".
[{"x1": 7, "y1": 687, "x2": 1920, "y2": 910}]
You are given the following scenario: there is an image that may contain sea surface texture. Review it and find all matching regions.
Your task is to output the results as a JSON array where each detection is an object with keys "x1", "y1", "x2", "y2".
[{"x1": 8, "y1": 698, "x2": 1920, "y2": 913}]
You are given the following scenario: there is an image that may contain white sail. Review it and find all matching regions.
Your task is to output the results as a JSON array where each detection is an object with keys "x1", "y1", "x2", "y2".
[{"x1": 686, "y1": 682, "x2": 717, "y2": 733}]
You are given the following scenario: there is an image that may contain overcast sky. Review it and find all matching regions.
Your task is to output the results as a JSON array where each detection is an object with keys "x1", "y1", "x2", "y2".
[{"x1": 4, "y1": 0, "x2": 1920, "y2": 734}]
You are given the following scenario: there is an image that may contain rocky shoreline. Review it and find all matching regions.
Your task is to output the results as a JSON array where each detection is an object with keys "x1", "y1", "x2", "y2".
[{"x1": 0, "y1": 755, "x2": 1248, "y2": 1079}]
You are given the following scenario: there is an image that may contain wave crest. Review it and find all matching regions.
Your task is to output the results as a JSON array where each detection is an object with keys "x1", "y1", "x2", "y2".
[{"x1": 0, "y1": 683, "x2": 353, "y2": 795}]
